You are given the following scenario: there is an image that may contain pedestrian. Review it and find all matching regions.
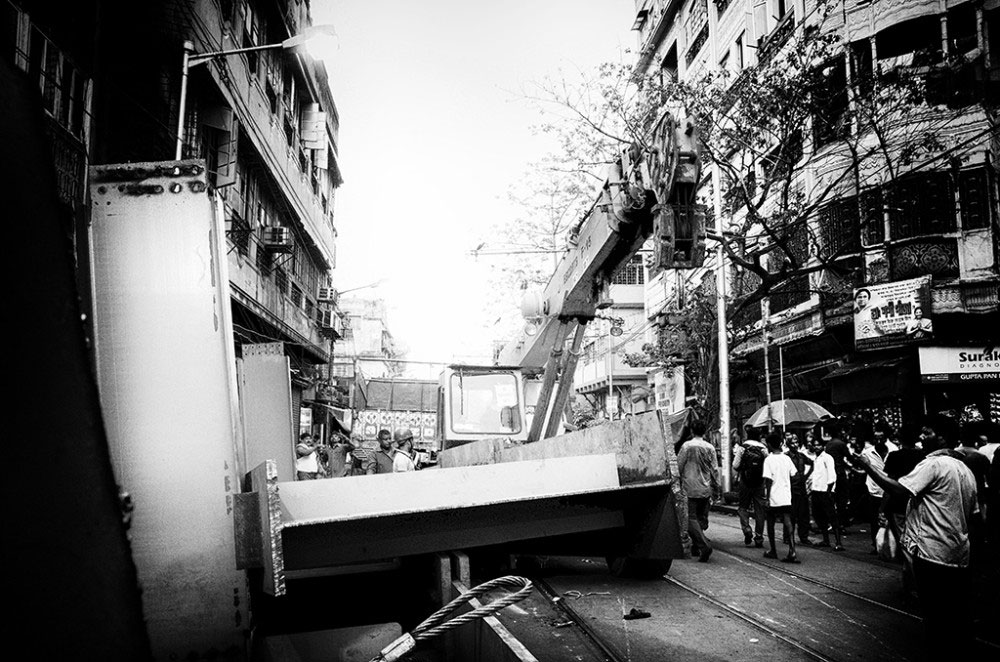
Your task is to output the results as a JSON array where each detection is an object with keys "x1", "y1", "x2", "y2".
[
  {"x1": 955, "y1": 422, "x2": 990, "y2": 564},
  {"x1": 372, "y1": 428, "x2": 396, "y2": 474},
  {"x1": 325, "y1": 433, "x2": 355, "y2": 477},
  {"x1": 294, "y1": 432, "x2": 320, "y2": 480},
  {"x1": 861, "y1": 431, "x2": 889, "y2": 554},
  {"x1": 821, "y1": 419, "x2": 851, "y2": 534},
  {"x1": 808, "y1": 436, "x2": 844, "y2": 550},
  {"x1": 348, "y1": 434, "x2": 376, "y2": 475},
  {"x1": 847, "y1": 413, "x2": 979, "y2": 660},
  {"x1": 677, "y1": 418, "x2": 720, "y2": 562},
  {"x1": 734, "y1": 428, "x2": 768, "y2": 548},
  {"x1": 393, "y1": 428, "x2": 417, "y2": 472},
  {"x1": 978, "y1": 420, "x2": 999, "y2": 463},
  {"x1": 785, "y1": 432, "x2": 814, "y2": 545},
  {"x1": 881, "y1": 424, "x2": 925, "y2": 572},
  {"x1": 846, "y1": 428, "x2": 870, "y2": 529},
  {"x1": 763, "y1": 432, "x2": 799, "y2": 562}
]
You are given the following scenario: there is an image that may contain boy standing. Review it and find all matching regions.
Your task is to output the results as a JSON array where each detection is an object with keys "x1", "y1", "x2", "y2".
[{"x1": 763, "y1": 432, "x2": 800, "y2": 563}]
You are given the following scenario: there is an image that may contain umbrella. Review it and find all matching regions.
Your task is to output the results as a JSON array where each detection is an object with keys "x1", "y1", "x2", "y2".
[{"x1": 744, "y1": 399, "x2": 833, "y2": 429}]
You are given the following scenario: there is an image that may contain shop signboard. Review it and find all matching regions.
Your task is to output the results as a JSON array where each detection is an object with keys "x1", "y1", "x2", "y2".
[
  {"x1": 918, "y1": 346, "x2": 1000, "y2": 384},
  {"x1": 854, "y1": 275, "x2": 933, "y2": 351}
]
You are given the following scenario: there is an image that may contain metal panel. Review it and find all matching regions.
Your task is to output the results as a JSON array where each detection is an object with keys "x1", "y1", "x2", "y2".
[
  {"x1": 242, "y1": 342, "x2": 295, "y2": 481},
  {"x1": 277, "y1": 454, "x2": 621, "y2": 523},
  {"x1": 89, "y1": 159, "x2": 248, "y2": 658}
]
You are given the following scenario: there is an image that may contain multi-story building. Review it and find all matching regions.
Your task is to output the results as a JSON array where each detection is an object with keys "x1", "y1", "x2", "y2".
[
  {"x1": 573, "y1": 255, "x2": 651, "y2": 418},
  {"x1": 5, "y1": 0, "x2": 344, "y2": 424},
  {"x1": 631, "y1": 0, "x2": 999, "y2": 431}
]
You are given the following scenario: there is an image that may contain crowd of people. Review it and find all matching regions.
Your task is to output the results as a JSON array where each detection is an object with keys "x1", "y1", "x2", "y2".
[
  {"x1": 294, "y1": 427, "x2": 423, "y2": 480},
  {"x1": 677, "y1": 412, "x2": 999, "y2": 658}
]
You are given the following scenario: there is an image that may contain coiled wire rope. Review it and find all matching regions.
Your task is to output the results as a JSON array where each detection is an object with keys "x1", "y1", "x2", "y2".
[{"x1": 368, "y1": 575, "x2": 534, "y2": 662}]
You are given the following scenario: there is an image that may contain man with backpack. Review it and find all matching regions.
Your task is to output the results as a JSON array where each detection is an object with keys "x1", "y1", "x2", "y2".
[{"x1": 734, "y1": 428, "x2": 768, "y2": 547}]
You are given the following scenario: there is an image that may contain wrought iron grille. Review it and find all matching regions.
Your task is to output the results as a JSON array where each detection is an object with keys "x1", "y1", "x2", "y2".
[{"x1": 887, "y1": 172, "x2": 957, "y2": 238}]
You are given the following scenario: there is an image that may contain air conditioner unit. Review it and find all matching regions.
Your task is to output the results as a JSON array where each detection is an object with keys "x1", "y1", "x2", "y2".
[
  {"x1": 318, "y1": 308, "x2": 335, "y2": 328},
  {"x1": 317, "y1": 287, "x2": 338, "y2": 303},
  {"x1": 263, "y1": 226, "x2": 293, "y2": 253}
]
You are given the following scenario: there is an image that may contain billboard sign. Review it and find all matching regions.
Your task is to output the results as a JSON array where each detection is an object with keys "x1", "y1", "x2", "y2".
[
  {"x1": 918, "y1": 347, "x2": 1000, "y2": 384},
  {"x1": 854, "y1": 276, "x2": 933, "y2": 350}
]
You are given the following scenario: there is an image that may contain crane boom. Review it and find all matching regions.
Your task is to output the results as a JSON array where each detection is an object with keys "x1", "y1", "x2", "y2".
[{"x1": 498, "y1": 113, "x2": 701, "y2": 370}]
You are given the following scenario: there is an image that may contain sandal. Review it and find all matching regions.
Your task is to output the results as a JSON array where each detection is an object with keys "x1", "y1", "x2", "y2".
[
  {"x1": 763, "y1": 550, "x2": 778, "y2": 559},
  {"x1": 781, "y1": 555, "x2": 801, "y2": 564}
]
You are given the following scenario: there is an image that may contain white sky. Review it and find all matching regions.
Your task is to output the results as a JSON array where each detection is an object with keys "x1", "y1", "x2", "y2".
[{"x1": 311, "y1": 0, "x2": 638, "y2": 369}]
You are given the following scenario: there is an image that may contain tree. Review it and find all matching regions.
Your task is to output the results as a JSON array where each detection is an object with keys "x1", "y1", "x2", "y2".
[
  {"x1": 476, "y1": 162, "x2": 601, "y2": 347},
  {"x1": 525, "y1": 0, "x2": 995, "y2": 316}
]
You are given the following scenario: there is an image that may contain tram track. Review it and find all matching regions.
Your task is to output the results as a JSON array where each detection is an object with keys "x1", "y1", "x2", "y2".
[
  {"x1": 500, "y1": 532, "x2": 998, "y2": 661},
  {"x1": 530, "y1": 575, "x2": 626, "y2": 662}
]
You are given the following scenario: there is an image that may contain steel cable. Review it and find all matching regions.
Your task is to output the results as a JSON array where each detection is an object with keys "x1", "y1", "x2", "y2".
[{"x1": 368, "y1": 575, "x2": 533, "y2": 662}]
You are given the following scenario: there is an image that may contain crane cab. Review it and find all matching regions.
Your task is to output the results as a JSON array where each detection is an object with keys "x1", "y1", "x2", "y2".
[{"x1": 437, "y1": 365, "x2": 548, "y2": 451}]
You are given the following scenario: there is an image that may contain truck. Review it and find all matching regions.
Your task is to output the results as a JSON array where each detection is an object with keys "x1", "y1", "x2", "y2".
[
  {"x1": 354, "y1": 376, "x2": 441, "y2": 463},
  {"x1": 16, "y1": 77, "x2": 703, "y2": 658}
]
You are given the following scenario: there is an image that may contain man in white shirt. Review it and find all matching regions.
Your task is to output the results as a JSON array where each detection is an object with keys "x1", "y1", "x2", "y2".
[
  {"x1": 294, "y1": 432, "x2": 320, "y2": 480},
  {"x1": 808, "y1": 438, "x2": 844, "y2": 550},
  {"x1": 762, "y1": 432, "x2": 800, "y2": 563}
]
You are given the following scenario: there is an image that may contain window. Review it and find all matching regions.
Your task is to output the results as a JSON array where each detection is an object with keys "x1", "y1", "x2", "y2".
[
  {"x1": 812, "y1": 55, "x2": 849, "y2": 148},
  {"x1": 859, "y1": 188, "x2": 885, "y2": 245},
  {"x1": 735, "y1": 32, "x2": 745, "y2": 70},
  {"x1": 761, "y1": 130, "x2": 802, "y2": 185},
  {"x1": 850, "y1": 39, "x2": 874, "y2": 98},
  {"x1": 241, "y1": 2, "x2": 261, "y2": 76},
  {"x1": 875, "y1": 16, "x2": 942, "y2": 70},
  {"x1": 685, "y1": 0, "x2": 709, "y2": 65},
  {"x1": 818, "y1": 197, "x2": 862, "y2": 258},
  {"x1": 449, "y1": 372, "x2": 521, "y2": 435},
  {"x1": 887, "y1": 172, "x2": 956, "y2": 238},
  {"x1": 947, "y1": 4, "x2": 978, "y2": 56},
  {"x1": 612, "y1": 255, "x2": 646, "y2": 285},
  {"x1": 660, "y1": 45, "x2": 678, "y2": 84},
  {"x1": 958, "y1": 167, "x2": 994, "y2": 230}
]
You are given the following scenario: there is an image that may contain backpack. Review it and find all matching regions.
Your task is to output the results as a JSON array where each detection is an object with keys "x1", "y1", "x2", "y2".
[{"x1": 739, "y1": 445, "x2": 766, "y2": 487}]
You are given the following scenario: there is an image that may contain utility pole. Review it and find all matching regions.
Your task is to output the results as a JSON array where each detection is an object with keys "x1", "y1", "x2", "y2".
[
  {"x1": 711, "y1": 163, "x2": 732, "y2": 492},
  {"x1": 762, "y1": 298, "x2": 773, "y2": 432},
  {"x1": 607, "y1": 322, "x2": 614, "y2": 421}
]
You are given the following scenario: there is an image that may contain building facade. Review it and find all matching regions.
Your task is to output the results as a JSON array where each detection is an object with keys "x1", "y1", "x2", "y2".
[
  {"x1": 631, "y1": 0, "x2": 999, "y2": 430},
  {"x1": 5, "y1": 0, "x2": 345, "y2": 433},
  {"x1": 573, "y1": 254, "x2": 651, "y2": 419}
]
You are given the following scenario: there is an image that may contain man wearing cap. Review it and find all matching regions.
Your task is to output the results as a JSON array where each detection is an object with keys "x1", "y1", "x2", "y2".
[{"x1": 393, "y1": 428, "x2": 417, "y2": 472}]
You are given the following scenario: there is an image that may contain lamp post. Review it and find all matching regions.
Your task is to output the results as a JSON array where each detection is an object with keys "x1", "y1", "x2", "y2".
[{"x1": 175, "y1": 25, "x2": 337, "y2": 160}]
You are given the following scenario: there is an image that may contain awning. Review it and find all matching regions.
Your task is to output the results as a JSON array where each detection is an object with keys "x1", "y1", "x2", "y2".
[
  {"x1": 310, "y1": 402, "x2": 352, "y2": 434},
  {"x1": 823, "y1": 358, "x2": 909, "y2": 405}
]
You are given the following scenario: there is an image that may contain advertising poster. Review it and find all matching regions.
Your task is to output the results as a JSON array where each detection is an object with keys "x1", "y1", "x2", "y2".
[
  {"x1": 654, "y1": 366, "x2": 685, "y2": 414},
  {"x1": 854, "y1": 275, "x2": 933, "y2": 351}
]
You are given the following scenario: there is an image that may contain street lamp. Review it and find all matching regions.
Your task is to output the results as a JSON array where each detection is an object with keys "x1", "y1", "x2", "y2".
[{"x1": 175, "y1": 25, "x2": 338, "y2": 160}]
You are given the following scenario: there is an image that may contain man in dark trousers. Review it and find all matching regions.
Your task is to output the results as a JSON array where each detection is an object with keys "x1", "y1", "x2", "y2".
[
  {"x1": 785, "y1": 433, "x2": 814, "y2": 545},
  {"x1": 734, "y1": 428, "x2": 768, "y2": 547},
  {"x1": 677, "y1": 419, "x2": 720, "y2": 562},
  {"x1": 822, "y1": 419, "x2": 851, "y2": 533},
  {"x1": 848, "y1": 414, "x2": 979, "y2": 660}
]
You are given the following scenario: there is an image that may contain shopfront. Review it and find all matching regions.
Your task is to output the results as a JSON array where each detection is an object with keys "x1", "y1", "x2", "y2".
[{"x1": 919, "y1": 346, "x2": 1000, "y2": 421}]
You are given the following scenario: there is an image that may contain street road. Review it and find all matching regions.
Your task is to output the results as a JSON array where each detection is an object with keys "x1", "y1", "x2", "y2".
[{"x1": 492, "y1": 511, "x2": 1000, "y2": 662}]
